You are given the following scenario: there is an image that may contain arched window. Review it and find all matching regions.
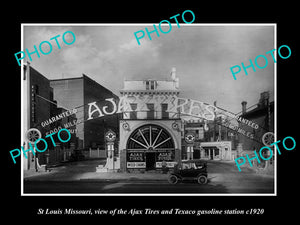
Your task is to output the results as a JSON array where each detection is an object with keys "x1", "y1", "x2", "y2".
[{"x1": 127, "y1": 124, "x2": 174, "y2": 150}]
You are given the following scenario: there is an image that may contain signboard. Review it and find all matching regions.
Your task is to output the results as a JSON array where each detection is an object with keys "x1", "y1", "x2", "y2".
[
  {"x1": 156, "y1": 162, "x2": 176, "y2": 168},
  {"x1": 127, "y1": 162, "x2": 146, "y2": 168},
  {"x1": 155, "y1": 150, "x2": 175, "y2": 168},
  {"x1": 105, "y1": 130, "x2": 116, "y2": 142},
  {"x1": 43, "y1": 95, "x2": 265, "y2": 144},
  {"x1": 127, "y1": 151, "x2": 145, "y2": 162},
  {"x1": 156, "y1": 151, "x2": 174, "y2": 161},
  {"x1": 185, "y1": 133, "x2": 195, "y2": 144},
  {"x1": 127, "y1": 151, "x2": 145, "y2": 168},
  {"x1": 126, "y1": 150, "x2": 175, "y2": 168}
]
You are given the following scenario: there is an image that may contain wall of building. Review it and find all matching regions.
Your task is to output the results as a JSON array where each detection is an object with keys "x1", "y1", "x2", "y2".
[
  {"x1": 83, "y1": 75, "x2": 119, "y2": 149},
  {"x1": 25, "y1": 66, "x2": 53, "y2": 170},
  {"x1": 29, "y1": 66, "x2": 52, "y2": 131},
  {"x1": 238, "y1": 102, "x2": 274, "y2": 151},
  {"x1": 50, "y1": 75, "x2": 119, "y2": 150},
  {"x1": 50, "y1": 78, "x2": 84, "y2": 148}
]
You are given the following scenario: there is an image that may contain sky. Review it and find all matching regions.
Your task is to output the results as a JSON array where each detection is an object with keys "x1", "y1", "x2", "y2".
[{"x1": 23, "y1": 24, "x2": 275, "y2": 113}]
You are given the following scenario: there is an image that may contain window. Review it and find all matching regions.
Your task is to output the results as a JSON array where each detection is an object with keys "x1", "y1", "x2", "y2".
[
  {"x1": 146, "y1": 81, "x2": 150, "y2": 90},
  {"x1": 147, "y1": 103, "x2": 155, "y2": 119},
  {"x1": 127, "y1": 124, "x2": 175, "y2": 150},
  {"x1": 130, "y1": 103, "x2": 137, "y2": 119},
  {"x1": 150, "y1": 81, "x2": 155, "y2": 90},
  {"x1": 161, "y1": 103, "x2": 169, "y2": 119},
  {"x1": 145, "y1": 80, "x2": 156, "y2": 90},
  {"x1": 214, "y1": 147, "x2": 219, "y2": 157},
  {"x1": 195, "y1": 130, "x2": 199, "y2": 137},
  {"x1": 204, "y1": 149, "x2": 209, "y2": 158}
]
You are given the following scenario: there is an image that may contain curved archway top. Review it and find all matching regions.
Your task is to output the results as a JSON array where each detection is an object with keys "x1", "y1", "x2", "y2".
[{"x1": 127, "y1": 124, "x2": 175, "y2": 151}]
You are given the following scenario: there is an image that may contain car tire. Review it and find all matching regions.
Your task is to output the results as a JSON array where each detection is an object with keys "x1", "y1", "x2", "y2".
[
  {"x1": 197, "y1": 175, "x2": 207, "y2": 184},
  {"x1": 168, "y1": 175, "x2": 178, "y2": 184}
]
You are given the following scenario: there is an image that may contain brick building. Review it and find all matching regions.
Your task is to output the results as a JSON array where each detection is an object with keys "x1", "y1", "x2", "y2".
[{"x1": 50, "y1": 74, "x2": 119, "y2": 150}]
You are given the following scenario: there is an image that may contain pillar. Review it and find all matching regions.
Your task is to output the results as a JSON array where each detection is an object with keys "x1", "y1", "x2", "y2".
[
  {"x1": 175, "y1": 148, "x2": 182, "y2": 167},
  {"x1": 120, "y1": 149, "x2": 127, "y2": 172}
]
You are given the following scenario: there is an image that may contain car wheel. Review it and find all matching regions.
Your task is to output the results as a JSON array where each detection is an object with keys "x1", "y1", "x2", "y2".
[
  {"x1": 197, "y1": 175, "x2": 207, "y2": 184},
  {"x1": 168, "y1": 175, "x2": 178, "y2": 184}
]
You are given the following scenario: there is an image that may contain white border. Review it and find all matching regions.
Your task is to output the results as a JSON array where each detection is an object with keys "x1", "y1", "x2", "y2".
[
  {"x1": 21, "y1": 23, "x2": 277, "y2": 196},
  {"x1": 21, "y1": 24, "x2": 24, "y2": 194}
]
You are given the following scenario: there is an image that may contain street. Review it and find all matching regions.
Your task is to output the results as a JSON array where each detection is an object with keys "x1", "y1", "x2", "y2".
[
  {"x1": 24, "y1": 179, "x2": 273, "y2": 194},
  {"x1": 23, "y1": 159, "x2": 274, "y2": 194}
]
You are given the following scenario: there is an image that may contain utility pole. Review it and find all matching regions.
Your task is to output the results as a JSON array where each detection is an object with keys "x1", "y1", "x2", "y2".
[{"x1": 213, "y1": 101, "x2": 217, "y2": 141}]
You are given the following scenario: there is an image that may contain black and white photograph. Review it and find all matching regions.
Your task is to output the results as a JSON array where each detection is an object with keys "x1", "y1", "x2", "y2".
[
  {"x1": 4, "y1": 5, "x2": 298, "y2": 221},
  {"x1": 21, "y1": 24, "x2": 276, "y2": 195}
]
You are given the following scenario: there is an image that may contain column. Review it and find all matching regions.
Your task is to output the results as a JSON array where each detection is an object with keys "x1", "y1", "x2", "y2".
[{"x1": 120, "y1": 149, "x2": 127, "y2": 172}]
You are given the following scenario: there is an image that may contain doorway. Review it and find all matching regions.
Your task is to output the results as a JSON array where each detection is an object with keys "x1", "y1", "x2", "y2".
[
  {"x1": 210, "y1": 148, "x2": 214, "y2": 160},
  {"x1": 146, "y1": 152, "x2": 156, "y2": 170}
]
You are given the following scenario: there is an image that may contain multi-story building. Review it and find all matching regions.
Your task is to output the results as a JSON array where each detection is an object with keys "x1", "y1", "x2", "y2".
[
  {"x1": 23, "y1": 64, "x2": 54, "y2": 170},
  {"x1": 118, "y1": 68, "x2": 182, "y2": 172},
  {"x1": 238, "y1": 91, "x2": 274, "y2": 151},
  {"x1": 23, "y1": 65, "x2": 120, "y2": 170},
  {"x1": 236, "y1": 91, "x2": 275, "y2": 173},
  {"x1": 50, "y1": 74, "x2": 119, "y2": 150}
]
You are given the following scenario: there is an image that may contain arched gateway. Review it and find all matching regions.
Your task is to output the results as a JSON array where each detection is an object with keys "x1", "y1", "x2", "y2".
[{"x1": 126, "y1": 124, "x2": 176, "y2": 170}]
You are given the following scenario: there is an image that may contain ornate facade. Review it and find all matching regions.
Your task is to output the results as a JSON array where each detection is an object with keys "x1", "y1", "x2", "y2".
[{"x1": 119, "y1": 68, "x2": 182, "y2": 171}]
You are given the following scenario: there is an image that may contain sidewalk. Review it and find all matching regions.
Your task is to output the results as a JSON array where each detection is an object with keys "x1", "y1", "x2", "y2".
[
  {"x1": 23, "y1": 161, "x2": 170, "y2": 182},
  {"x1": 23, "y1": 159, "x2": 168, "y2": 182},
  {"x1": 24, "y1": 171, "x2": 169, "y2": 182}
]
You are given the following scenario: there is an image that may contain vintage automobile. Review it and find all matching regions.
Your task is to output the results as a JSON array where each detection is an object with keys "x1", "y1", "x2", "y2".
[{"x1": 168, "y1": 160, "x2": 208, "y2": 184}]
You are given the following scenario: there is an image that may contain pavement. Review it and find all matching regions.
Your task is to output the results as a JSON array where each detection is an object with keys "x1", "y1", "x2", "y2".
[
  {"x1": 23, "y1": 159, "x2": 275, "y2": 194},
  {"x1": 23, "y1": 158, "x2": 274, "y2": 183},
  {"x1": 24, "y1": 159, "x2": 169, "y2": 182}
]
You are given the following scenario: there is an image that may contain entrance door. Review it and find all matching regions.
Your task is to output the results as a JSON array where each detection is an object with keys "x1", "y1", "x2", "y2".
[
  {"x1": 146, "y1": 152, "x2": 156, "y2": 170},
  {"x1": 126, "y1": 124, "x2": 175, "y2": 170}
]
